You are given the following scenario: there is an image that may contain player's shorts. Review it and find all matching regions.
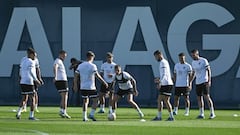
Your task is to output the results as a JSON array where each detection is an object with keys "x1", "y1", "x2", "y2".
[
  {"x1": 100, "y1": 83, "x2": 114, "y2": 93},
  {"x1": 54, "y1": 80, "x2": 69, "y2": 93},
  {"x1": 80, "y1": 89, "x2": 98, "y2": 99},
  {"x1": 196, "y1": 83, "x2": 210, "y2": 96},
  {"x1": 159, "y1": 85, "x2": 173, "y2": 96},
  {"x1": 116, "y1": 88, "x2": 134, "y2": 98},
  {"x1": 174, "y1": 87, "x2": 190, "y2": 96},
  {"x1": 20, "y1": 84, "x2": 35, "y2": 95}
]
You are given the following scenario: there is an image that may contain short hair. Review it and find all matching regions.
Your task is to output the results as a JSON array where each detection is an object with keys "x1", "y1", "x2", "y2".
[
  {"x1": 70, "y1": 58, "x2": 77, "y2": 63},
  {"x1": 86, "y1": 51, "x2": 95, "y2": 57},
  {"x1": 178, "y1": 52, "x2": 185, "y2": 57},
  {"x1": 191, "y1": 49, "x2": 199, "y2": 54},
  {"x1": 59, "y1": 50, "x2": 67, "y2": 55},
  {"x1": 106, "y1": 52, "x2": 113, "y2": 57},
  {"x1": 114, "y1": 65, "x2": 121, "y2": 70},
  {"x1": 27, "y1": 47, "x2": 35, "y2": 55},
  {"x1": 153, "y1": 50, "x2": 162, "y2": 55}
]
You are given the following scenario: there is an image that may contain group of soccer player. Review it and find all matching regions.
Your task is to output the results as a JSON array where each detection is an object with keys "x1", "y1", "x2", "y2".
[{"x1": 16, "y1": 47, "x2": 216, "y2": 121}]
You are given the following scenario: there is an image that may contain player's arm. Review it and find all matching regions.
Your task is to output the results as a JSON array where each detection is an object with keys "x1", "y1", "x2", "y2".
[
  {"x1": 36, "y1": 67, "x2": 44, "y2": 85},
  {"x1": 53, "y1": 63, "x2": 58, "y2": 82},
  {"x1": 96, "y1": 71, "x2": 108, "y2": 88},
  {"x1": 30, "y1": 64, "x2": 40, "y2": 86},
  {"x1": 206, "y1": 66, "x2": 211, "y2": 87},
  {"x1": 73, "y1": 71, "x2": 80, "y2": 92},
  {"x1": 130, "y1": 77, "x2": 138, "y2": 96}
]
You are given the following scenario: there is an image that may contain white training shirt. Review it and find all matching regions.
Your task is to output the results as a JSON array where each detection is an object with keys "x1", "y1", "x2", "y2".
[
  {"x1": 158, "y1": 59, "x2": 173, "y2": 85},
  {"x1": 115, "y1": 71, "x2": 133, "y2": 90},
  {"x1": 192, "y1": 57, "x2": 210, "y2": 84},
  {"x1": 174, "y1": 62, "x2": 192, "y2": 87},
  {"x1": 75, "y1": 61, "x2": 98, "y2": 90},
  {"x1": 53, "y1": 58, "x2": 67, "y2": 81},
  {"x1": 100, "y1": 62, "x2": 117, "y2": 83},
  {"x1": 20, "y1": 56, "x2": 40, "y2": 68},
  {"x1": 20, "y1": 57, "x2": 38, "y2": 85}
]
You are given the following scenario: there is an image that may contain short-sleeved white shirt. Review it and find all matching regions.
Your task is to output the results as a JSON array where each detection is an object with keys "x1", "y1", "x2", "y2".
[
  {"x1": 20, "y1": 56, "x2": 40, "y2": 68},
  {"x1": 100, "y1": 62, "x2": 116, "y2": 83},
  {"x1": 53, "y1": 58, "x2": 67, "y2": 81},
  {"x1": 75, "y1": 61, "x2": 98, "y2": 90},
  {"x1": 174, "y1": 62, "x2": 192, "y2": 87},
  {"x1": 192, "y1": 57, "x2": 210, "y2": 84},
  {"x1": 159, "y1": 59, "x2": 173, "y2": 85},
  {"x1": 20, "y1": 57, "x2": 37, "y2": 85},
  {"x1": 115, "y1": 71, "x2": 133, "y2": 90}
]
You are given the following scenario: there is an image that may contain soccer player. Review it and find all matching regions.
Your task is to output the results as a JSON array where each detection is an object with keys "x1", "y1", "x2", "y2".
[
  {"x1": 53, "y1": 50, "x2": 71, "y2": 119},
  {"x1": 191, "y1": 49, "x2": 216, "y2": 119},
  {"x1": 98, "y1": 52, "x2": 117, "y2": 113},
  {"x1": 20, "y1": 48, "x2": 44, "y2": 113},
  {"x1": 74, "y1": 51, "x2": 108, "y2": 121},
  {"x1": 69, "y1": 58, "x2": 82, "y2": 106},
  {"x1": 16, "y1": 49, "x2": 41, "y2": 120},
  {"x1": 173, "y1": 53, "x2": 193, "y2": 116},
  {"x1": 152, "y1": 50, "x2": 174, "y2": 121},
  {"x1": 111, "y1": 65, "x2": 144, "y2": 119}
]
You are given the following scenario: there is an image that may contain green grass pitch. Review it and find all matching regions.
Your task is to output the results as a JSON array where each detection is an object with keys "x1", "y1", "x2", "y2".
[{"x1": 0, "y1": 106, "x2": 239, "y2": 135}]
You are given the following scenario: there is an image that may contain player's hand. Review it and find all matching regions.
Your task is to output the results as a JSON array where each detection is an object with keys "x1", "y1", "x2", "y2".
[
  {"x1": 187, "y1": 83, "x2": 192, "y2": 90},
  {"x1": 156, "y1": 84, "x2": 161, "y2": 90},
  {"x1": 34, "y1": 80, "x2": 41, "y2": 86},
  {"x1": 206, "y1": 81, "x2": 211, "y2": 87},
  {"x1": 133, "y1": 90, "x2": 139, "y2": 96},
  {"x1": 154, "y1": 77, "x2": 160, "y2": 84},
  {"x1": 104, "y1": 82, "x2": 109, "y2": 88},
  {"x1": 39, "y1": 78, "x2": 44, "y2": 85}
]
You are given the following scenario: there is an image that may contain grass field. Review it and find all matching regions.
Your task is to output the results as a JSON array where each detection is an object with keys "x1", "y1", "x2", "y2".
[{"x1": 0, "y1": 106, "x2": 239, "y2": 135}]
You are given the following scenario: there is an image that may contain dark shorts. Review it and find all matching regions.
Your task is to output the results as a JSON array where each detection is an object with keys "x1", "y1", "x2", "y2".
[
  {"x1": 196, "y1": 83, "x2": 210, "y2": 96},
  {"x1": 116, "y1": 88, "x2": 134, "y2": 97},
  {"x1": 100, "y1": 83, "x2": 114, "y2": 93},
  {"x1": 80, "y1": 89, "x2": 98, "y2": 99},
  {"x1": 174, "y1": 87, "x2": 190, "y2": 96},
  {"x1": 20, "y1": 84, "x2": 35, "y2": 95},
  {"x1": 54, "y1": 80, "x2": 69, "y2": 93},
  {"x1": 159, "y1": 85, "x2": 173, "y2": 96}
]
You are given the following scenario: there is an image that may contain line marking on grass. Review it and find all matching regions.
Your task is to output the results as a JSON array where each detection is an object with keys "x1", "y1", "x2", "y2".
[{"x1": 0, "y1": 127, "x2": 49, "y2": 135}]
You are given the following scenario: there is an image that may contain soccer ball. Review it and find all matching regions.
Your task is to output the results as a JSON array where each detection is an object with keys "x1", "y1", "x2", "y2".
[{"x1": 108, "y1": 113, "x2": 116, "y2": 121}]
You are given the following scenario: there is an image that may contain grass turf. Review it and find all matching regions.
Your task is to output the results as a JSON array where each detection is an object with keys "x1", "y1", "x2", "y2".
[{"x1": 0, "y1": 106, "x2": 239, "y2": 135}]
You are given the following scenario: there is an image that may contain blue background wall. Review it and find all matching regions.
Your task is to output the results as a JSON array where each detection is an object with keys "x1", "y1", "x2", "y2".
[{"x1": 0, "y1": 0, "x2": 239, "y2": 109}]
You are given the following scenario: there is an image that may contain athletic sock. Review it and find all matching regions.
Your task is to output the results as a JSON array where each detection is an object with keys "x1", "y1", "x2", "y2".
[
  {"x1": 17, "y1": 107, "x2": 23, "y2": 116},
  {"x1": 83, "y1": 111, "x2": 87, "y2": 119},
  {"x1": 185, "y1": 107, "x2": 190, "y2": 114},
  {"x1": 174, "y1": 107, "x2": 178, "y2": 113},
  {"x1": 169, "y1": 111, "x2": 174, "y2": 118},
  {"x1": 157, "y1": 112, "x2": 162, "y2": 118},
  {"x1": 63, "y1": 109, "x2": 66, "y2": 114},
  {"x1": 30, "y1": 111, "x2": 34, "y2": 118},
  {"x1": 210, "y1": 107, "x2": 215, "y2": 115},
  {"x1": 100, "y1": 104, "x2": 105, "y2": 110},
  {"x1": 109, "y1": 106, "x2": 112, "y2": 113},
  {"x1": 90, "y1": 109, "x2": 96, "y2": 116},
  {"x1": 200, "y1": 107, "x2": 204, "y2": 116}
]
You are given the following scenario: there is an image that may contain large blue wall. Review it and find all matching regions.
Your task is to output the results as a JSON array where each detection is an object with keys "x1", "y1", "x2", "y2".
[{"x1": 0, "y1": 0, "x2": 239, "y2": 109}]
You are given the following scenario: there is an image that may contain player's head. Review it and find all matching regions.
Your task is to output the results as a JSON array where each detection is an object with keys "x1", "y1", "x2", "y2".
[
  {"x1": 59, "y1": 50, "x2": 67, "y2": 61},
  {"x1": 191, "y1": 49, "x2": 199, "y2": 60},
  {"x1": 86, "y1": 51, "x2": 95, "y2": 61},
  {"x1": 106, "y1": 52, "x2": 113, "y2": 63},
  {"x1": 27, "y1": 48, "x2": 36, "y2": 60},
  {"x1": 178, "y1": 52, "x2": 186, "y2": 64},
  {"x1": 153, "y1": 50, "x2": 163, "y2": 61},
  {"x1": 70, "y1": 58, "x2": 78, "y2": 64},
  {"x1": 114, "y1": 65, "x2": 122, "y2": 75}
]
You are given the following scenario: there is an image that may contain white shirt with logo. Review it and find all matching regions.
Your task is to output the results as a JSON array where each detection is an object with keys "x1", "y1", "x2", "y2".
[
  {"x1": 53, "y1": 58, "x2": 67, "y2": 81},
  {"x1": 100, "y1": 62, "x2": 116, "y2": 83},
  {"x1": 192, "y1": 57, "x2": 210, "y2": 84},
  {"x1": 174, "y1": 62, "x2": 192, "y2": 87},
  {"x1": 159, "y1": 59, "x2": 173, "y2": 86},
  {"x1": 76, "y1": 61, "x2": 98, "y2": 90}
]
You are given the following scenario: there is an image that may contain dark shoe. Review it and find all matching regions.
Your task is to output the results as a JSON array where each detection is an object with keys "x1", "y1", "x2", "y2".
[
  {"x1": 28, "y1": 117, "x2": 39, "y2": 120},
  {"x1": 98, "y1": 110, "x2": 105, "y2": 113},
  {"x1": 83, "y1": 118, "x2": 89, "y2": 122},
  {"x1": 173, "y1": 112, "x2": 177, "y2": 115},
  {"x1": 196, "y1": 115, "x2": 205, "y2": 119},
  {"x1": 166, "y1": 117, "x2": 174, "y2": 121},
  {"x1": 16, "y1": 114, "x2": 21, "y2": 120},
  {"x1": 152, "y1": 116, "x2": 162, "y2": 121},
  {"x1": 209, "y1": 114, "x2": 216, "y2": 119},
  {"x1": 88, "y1": 115, "x2": 97, "y2": 121}
]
